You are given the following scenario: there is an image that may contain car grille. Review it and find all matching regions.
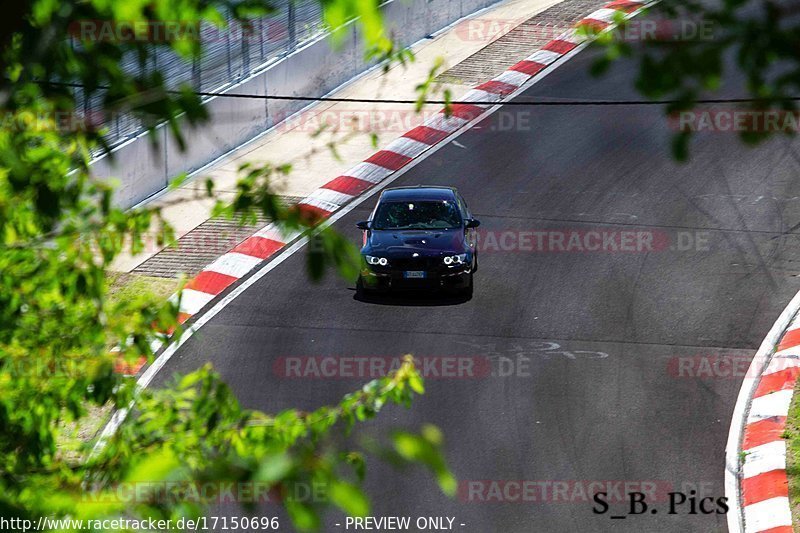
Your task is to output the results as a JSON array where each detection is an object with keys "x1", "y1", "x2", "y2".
[{"x1": 391, "y1": 256, "x2": 442, "y2": 270}]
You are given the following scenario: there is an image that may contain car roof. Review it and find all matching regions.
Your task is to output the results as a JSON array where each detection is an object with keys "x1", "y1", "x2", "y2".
[{"x1": 379, "y1": 186, "x2": 457, "y2": 202}]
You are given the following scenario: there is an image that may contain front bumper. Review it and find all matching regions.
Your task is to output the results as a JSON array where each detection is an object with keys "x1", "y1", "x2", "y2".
[{"x1": 360, "y1": 264, "x2": 472, "y2": 291}]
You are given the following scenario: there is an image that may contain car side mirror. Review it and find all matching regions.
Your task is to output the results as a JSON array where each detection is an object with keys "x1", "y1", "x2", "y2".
[
  {"x1": 465, "y1": 219, "x2": 481, "y2": 229},
  {"x1": 356, "y1": 220, "x2": 371, "y2": 230}
]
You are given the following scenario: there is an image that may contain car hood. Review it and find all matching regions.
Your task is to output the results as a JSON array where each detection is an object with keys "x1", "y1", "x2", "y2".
[{"x1": 363, "y1": 228, "x2": 467, "y2": 257}]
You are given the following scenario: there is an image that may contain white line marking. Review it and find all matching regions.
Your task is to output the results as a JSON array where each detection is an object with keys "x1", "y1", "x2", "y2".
[
  {"x1": 459, "y1": 89, "x2": 503, "y2": 104},
  {"x1": 556, "y1": 29, "x2": 585, "y2": 44},
  {"x1": 205, "y1": 252, "x2": 263, "y2": 279},
  {"x1": 493, "y1": 70, "x2": 530, "y2": 87},
  {"x1": 304, "y1": 187, "x2": 355, "y2": 208},
  {"x1": 343, "y1": 161, "x2": 394, "y2": 183},
  {"x1": 173, "y1": 289, "x2": 216, "y2": 315},
  {"x1": 298, "y1": 195, "x2": 338, "y2": 213},
  {"x1": 585, "y1": 7, "x2": 622, "y2": 23},
  {"x1": 746, "y1": 389, "x2": 794, "y2": 423},
  {"x1": 525, "y1": 49, "x2": 563, "y2": 65},
  {"x1": 764, "y1": 351, "x2": 800, "y2": 375},
  {"x1": 252, "y1": 223, "x2": 296, "y2": 242},
  {"x1": 384, "y1": 137, "x2": 431, "y2": 159},
  {"x1": 741, "y1": 441, "x2": 786, "y2": 478},
  {"x1": 743, "y1": 497, "x2": 792, "y2": 532},
  {"x1": 92, "y1": 0, "x2": 652, "y2": 466},
  {"x1": 423, "y1": 113, "x2": 470, "y2": 133}
]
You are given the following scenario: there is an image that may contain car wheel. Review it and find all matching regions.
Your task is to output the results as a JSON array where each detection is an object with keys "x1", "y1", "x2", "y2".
[
  {"x1": 463, "y1": 272, "x2": 474, "y2": 298},
  {"x1": 356, "y1": 276, "x2": 370, "y2": 299}
]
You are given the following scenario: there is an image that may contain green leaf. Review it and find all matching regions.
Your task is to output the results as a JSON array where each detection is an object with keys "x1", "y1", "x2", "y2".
[
  {"x1": 285, "y1": 499, "x2": 320, "y2": 531},
  {"x1": 409, "y1": 373, "x2": 425, "y2": 394},
  {"x1": 329, "y1": 481, "x2": 370, "y2": 517},
  {"x1": 254, "y1": 454, "x2": 293, "y2": 484}
]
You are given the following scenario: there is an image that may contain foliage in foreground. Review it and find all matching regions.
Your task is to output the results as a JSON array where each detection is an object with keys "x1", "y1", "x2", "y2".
[
  {"x1": 590, "y1": 0, "x2": 800, "y2": 159},
  {"x1": 30, "y1": 359, "x2": 452, "y2": 530},
  {"x1": 0, "y1": 0, "x2": 451, "y2": 530}
]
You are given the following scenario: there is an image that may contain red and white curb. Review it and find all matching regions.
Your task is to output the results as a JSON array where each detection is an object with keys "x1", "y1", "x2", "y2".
[
  {"x1": 112, "y1": 0, "x2": 649, "y2": 378},
  {"x1": 96, "y1": 0, "x2": 655, "y2": 461},
  {"x1": 169, "y1": 0, "x2": 648, "y2": 315},
  {"x1": 114, "y1": 0, "x2": 650, "y2": 376},
  {"x1": 727, "y1": 289, "x2": 800, "y2": 533}
]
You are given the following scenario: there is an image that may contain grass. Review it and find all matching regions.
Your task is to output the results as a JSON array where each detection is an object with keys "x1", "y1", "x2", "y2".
[
  {"x1": 57, "y1": 404, "x2": 113, "y2": 464},
  {"x1": 55, "y1": 272, "x2": 182, "y2": 463},
  {"x1": 784, "y1": 378, "x2": 800, "y2": 530},
  {"x1": 106, "y1": 272, "x2": 182, "y2": 308}
]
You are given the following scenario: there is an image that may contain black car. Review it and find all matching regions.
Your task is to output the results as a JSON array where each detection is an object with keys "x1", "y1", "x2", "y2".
[{"x1": 355, "y1": 186, "x2": 480, "y2": 297}]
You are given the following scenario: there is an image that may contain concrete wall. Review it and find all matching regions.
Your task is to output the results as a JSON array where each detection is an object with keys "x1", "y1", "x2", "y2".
[{"x1": 91, "y1": 0, "x2": 499, "y2": 209}]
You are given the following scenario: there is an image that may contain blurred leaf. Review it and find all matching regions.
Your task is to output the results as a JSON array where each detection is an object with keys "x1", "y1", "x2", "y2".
[{"x1": 329, "y1": 481, "x2": 370, "y2": 517}]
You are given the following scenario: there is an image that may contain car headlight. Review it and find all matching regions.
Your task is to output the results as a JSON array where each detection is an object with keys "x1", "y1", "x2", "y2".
[
  {"x1": 365, "y1": 255, "x2": 389, "y2": 266},
  {"x1": 443, "y1": 253, "x2": 468, "y2": 265}
]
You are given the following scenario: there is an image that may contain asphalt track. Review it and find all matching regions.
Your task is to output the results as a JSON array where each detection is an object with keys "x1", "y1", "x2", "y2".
[{"x1": 153, "y1": 30, "x2": 800, "y2": 533}]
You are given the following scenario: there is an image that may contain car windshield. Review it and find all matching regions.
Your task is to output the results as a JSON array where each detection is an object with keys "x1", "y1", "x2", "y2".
[{"x1": 372, "y1": 200, "x2": 462, "y2": 230}]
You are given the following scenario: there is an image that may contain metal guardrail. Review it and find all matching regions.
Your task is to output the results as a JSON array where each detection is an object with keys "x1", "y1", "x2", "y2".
[
  {"x1": 87, "y1": 0, "x2": 501, "y2": 208},
  {"x1": 72, "y1": 0, "x2": 326, "y2": 151}
]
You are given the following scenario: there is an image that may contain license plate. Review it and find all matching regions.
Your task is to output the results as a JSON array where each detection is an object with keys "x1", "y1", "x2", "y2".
[{"x1": 403, "y1": 271, "x2": 426, "y2": 279}]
